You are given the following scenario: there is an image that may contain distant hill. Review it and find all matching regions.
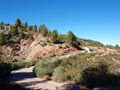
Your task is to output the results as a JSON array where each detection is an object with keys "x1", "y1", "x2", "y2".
[{"x1": 78, "y1": 38, "x2": 104, "y2": 47}]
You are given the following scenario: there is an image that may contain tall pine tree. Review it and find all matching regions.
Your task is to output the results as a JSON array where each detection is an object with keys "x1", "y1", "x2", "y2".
[
  {"x1": 51, "y1": 29, "x2": 59, "y2": 43},
  {"x1": 67, "y1": 31, "x2": 78, "y2": 46},
  {"x1": 39, "y1": 24, "x2": 48, "y2": 36}
]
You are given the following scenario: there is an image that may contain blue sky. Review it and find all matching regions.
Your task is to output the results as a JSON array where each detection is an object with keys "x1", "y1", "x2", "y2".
[{"x1": 0, "y1": 0, "x2": 120, "y2": 45}]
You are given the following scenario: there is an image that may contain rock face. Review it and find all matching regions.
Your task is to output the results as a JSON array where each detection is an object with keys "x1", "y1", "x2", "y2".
[
  {"x1": 0, "y1": 46, "x2": 13, "y2": 63},
  {"x1": 0, "y1": 33, "x2": 78, "y2": 62},
  {"x1": 19, "y1": 34, "x2": 78, "y2": 61},
  {"x1": 1, "y1": 32, "x2": 119, "y2": 62}
]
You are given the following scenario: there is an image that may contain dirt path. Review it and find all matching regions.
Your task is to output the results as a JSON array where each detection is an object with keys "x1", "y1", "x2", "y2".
[{"x1": 9, "y1": 67, "x2": 66, "y2": 90}]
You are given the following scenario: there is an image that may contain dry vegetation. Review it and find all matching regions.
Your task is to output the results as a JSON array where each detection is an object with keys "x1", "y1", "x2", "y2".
[{"x1": 33, "y1": 52, "x2": 120, "y2": 88}]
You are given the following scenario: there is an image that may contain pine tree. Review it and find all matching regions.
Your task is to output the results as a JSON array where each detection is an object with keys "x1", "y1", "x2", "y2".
[
  {"x1": 0, "y1": 32, "x2": 6, "y2": 45},
  {"x1": 67, "y1": 31, "x2": 78, "y2": 46},
  {"x1": 29, "y1": 25, "x2": 33, "y2": 31},
  {"x1": 47, "y1": 30, "x2": 51, "y2": 36},
  {"x1": 15, "y1": 18, "x2": 21, "y2": 27},
  {"x1": 19, "y1": 31, "x2": 25, "y2": 39},
  {"x1": 51, "y1": 29, "x2": 59, "y2": 43},
  {"x1": 39, "y1": 24, "x2": 48, "y2": 36},
  {"x1": 24, "y1": 22, "x2": 28, "y2": 28},
  {"x1": 116, "y1": 44, "x2": 119, "y2": 48},
  {"x1": 33, "y1": 24, "x2": 37, "y2": 32},
  {"x1": 10, "y1": 25, "x2": 18, "y2": 35}
]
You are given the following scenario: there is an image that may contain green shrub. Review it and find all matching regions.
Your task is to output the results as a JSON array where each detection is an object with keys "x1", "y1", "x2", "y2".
[
  {"x1": 0, "y1": 61, "x2": 35, "y2": 77},
  {"x1": 81, "y1": 61, "x2": 120, "y2": 88},
  {"x1": 33, "y1": 53, "x2": 120, "y2": 88},
  {"x1": 52, "y1": 53, "x2": 90, "y2": 83},
  {"x1": 52, "y1": 58, "x2": 62, "y2": 68},
  {"x1": 25, "y1": 61, "x2": 36, "y2": 68},
  {"x1": 52, "y1": 66, "x2": 68, "y2": 82},
  {"x1": 33, "y1": 59, "x2": 54, "y2": 78},
  {"x1": 66, "y1": 66, "x2": 82, "y2": 82},
  {"x1": 10, "y1": 61, "x2": 26, "y2": 70},
  {"x1": 33, "y1": 66, "x2": 52, "y2": 78}
]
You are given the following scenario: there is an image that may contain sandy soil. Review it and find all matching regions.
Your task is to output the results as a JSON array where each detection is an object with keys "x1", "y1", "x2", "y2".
[{"x1": 9, "y1": 66, "x2": 67, "y2": 90}]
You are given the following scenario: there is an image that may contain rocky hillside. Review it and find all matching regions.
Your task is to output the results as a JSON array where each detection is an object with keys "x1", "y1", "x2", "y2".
[
  {"x1": 0, "y1": 19, "x2": 120, "y2": 63},
  {"x1": 0, "y1": 33, "x2": 119, "y2": 63},
  {"x1": 0, "y1": 19, "x2": 80, "y2": 62},
  {"x1": 19, "y1": 33, "x2": 78, "y2": 61}
]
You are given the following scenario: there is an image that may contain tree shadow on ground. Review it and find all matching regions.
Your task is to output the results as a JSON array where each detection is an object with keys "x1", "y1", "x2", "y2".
[
  {"x1": 19, "y1": 79, "x2": 48, "y2": 87},
  {"x1": 8, "y1": 72, "x2": 49, "y2": 90},
  {"x1": 56, "y1": 84, "x2": 82, "y2": 90},
  {"x1": 10, "y1": 72, "x2": 35, "y2": 81}
]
